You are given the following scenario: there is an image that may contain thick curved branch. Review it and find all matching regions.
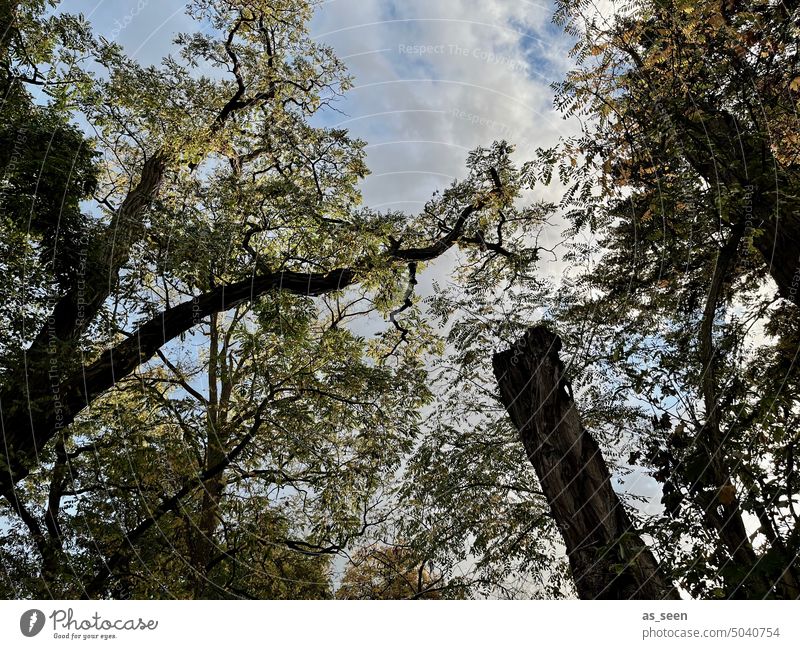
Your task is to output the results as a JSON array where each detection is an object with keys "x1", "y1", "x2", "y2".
[
  {"x1": 26, "y1": 154, "x2": 167, "y2": 353},
  {"x1": 0, "y1": 268, "x2": 354, "y2": 492},
  {"x1": 1, "y1": 177, "x2": 501, "y2": 493}
]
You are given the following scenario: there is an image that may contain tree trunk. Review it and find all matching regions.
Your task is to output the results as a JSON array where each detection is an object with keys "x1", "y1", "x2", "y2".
[
  {"x1": 752, "y1": 208, "x2": 800, "y2": 308},
  {"x1": 191, "y1": 313, "x2": 226, "y2": 599},
  {"x1": 680, "y1": 120, "x2": 800, "y2": 310},
  {"x1": 493, "y1": 326, "x2": 678, "y2": 600}
]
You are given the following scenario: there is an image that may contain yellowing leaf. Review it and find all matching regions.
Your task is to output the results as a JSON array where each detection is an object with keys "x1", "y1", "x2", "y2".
[
  {"x1": 718, "y1": 484, "x2": 737, "y2": 506},
  {"x1": 707, "y1": 13, "x2": 725, "y2": 30}
]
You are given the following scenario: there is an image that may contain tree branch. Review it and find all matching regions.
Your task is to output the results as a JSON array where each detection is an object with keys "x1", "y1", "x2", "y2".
[
  {"x1": 83, "y1": 398, "x2": 271, "y2": 598},
  {"x1": 1, "y1": 173, "x2": 503, "y2": 493}
]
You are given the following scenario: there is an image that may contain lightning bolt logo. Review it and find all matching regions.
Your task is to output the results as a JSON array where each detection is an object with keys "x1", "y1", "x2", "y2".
[{"x1": 20, "y1": 608, "x2": 45, "y2": 637}]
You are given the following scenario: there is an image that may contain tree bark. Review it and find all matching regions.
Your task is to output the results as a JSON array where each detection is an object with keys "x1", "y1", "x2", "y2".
[
  {"x1": 190, "y1": 313, "x2": 228, "y2": 599},
  {"x1": 751, "y1": 208, "x2": 800, "y2": 307},
  {"x1": 0, "y1": 267, "x2": 355, "y2": 495},
  {"x1": 0, "y1": 192, "x2": 492, "y2": 495},
  {"x1": 493, "y1": 326, "x2": 678, "y2": 600}
]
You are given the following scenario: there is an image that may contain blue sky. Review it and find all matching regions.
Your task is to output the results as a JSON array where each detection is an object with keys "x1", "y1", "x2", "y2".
[
  {"x1": 73, "y1": 0, "x2": 578, "y2": 212},
  {"x1": 0, "y1": 1, "x2": 680, "y2": 591}
]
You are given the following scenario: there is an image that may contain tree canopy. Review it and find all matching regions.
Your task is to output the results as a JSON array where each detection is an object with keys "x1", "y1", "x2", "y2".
[
  {"x1": 1, "y1": 0, "x2": 798, "y2": 600},
  {"x1": 0, "y1": 0, "x2": 551, "y2": 598}
]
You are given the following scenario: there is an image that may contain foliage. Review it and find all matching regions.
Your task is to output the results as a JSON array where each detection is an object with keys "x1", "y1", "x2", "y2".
[
  {"x1": 336, "y1": 544, "x2": 458, "y2": 599},
  {"x1": 3, "y1": 0, "x2": 798, "y2": 601},
  {"x1": 530, "y1": 0, "x2": 800, "y2": 598},
  {"x1": 0, "y1": 0, "x2": 552, "y2": 599}
]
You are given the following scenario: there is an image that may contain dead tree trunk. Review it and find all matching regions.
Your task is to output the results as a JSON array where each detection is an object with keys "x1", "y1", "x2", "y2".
[{"x1": 493, "y1": 326, "x2": 678, "y2": 600}]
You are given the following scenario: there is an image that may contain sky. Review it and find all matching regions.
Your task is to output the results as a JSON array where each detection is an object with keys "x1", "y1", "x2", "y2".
[
  {"x1": 66, "y1": 0, "x2": 668, "y2": 510},
  {"x1": 74, "y1": 0, "x2": 579, "y2": 210},
  {"x1": 55, "y1": 0, "x2": 674, "y2": 575}
]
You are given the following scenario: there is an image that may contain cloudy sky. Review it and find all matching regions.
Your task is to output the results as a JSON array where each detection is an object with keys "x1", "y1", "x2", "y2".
[
  {"x1": 72, "y1": 2, "x2": 667, "y2": 506},
  {"x1": 76, "y1": 0, "x2": 579, "y2": 209},
  {"x1": 64, "y1": 0, "x2": 597, "y2": 322}
]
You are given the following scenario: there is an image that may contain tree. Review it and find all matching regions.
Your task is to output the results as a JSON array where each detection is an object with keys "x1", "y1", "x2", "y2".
[
  {"x1": 524, "y1": 0, "x2": 800, "y2": 597},
  {"x1": 0, "y1": 0, "x2": 549, "y2": 598},
  {"x1": 549, "y1": 0, "x2": 800, "y2": 305},
  {"x1": 398, "y1": 277, "x2": 576, "y2": 599},
  {"x1": 493, "y1": 326, "x2": 677, "y2": 599},
  {"x1": 336, "y1": 544, "x2": 456, "y2": 600}
]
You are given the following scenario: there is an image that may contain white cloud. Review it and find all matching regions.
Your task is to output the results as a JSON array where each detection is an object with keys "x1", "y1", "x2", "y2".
[
  {"x1": 307, "y1": 0, "x2": 584, "y2": 293},
  {"x1": 75, "y1": 1, "x2": 581, "y2": 206},
  {"x1": 311, "y1": 1, "x2": 580, "y2": 206}
]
